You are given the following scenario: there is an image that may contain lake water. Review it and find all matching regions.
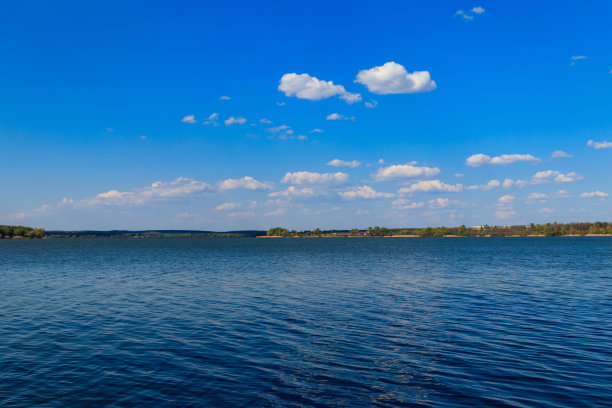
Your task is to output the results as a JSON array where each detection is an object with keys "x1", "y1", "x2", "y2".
[{"x1": 1, "y1": 238, "x2": 611, "y2": 407}]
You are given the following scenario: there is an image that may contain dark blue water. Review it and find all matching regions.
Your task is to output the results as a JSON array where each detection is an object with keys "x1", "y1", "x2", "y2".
[{"x1": 1, "y1": 238, "x2": 611, "y2": 407}]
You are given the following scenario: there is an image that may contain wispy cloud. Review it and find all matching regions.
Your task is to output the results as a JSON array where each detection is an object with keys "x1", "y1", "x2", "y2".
[
  {"x1": 587, "y1": 140, "x2": 612, "y2": 149},
  {"x1": 327, "y1": 159, "x2": 361, "y2": 168},
  {"x1": 181, "y1": 115, "x2": 196, "y2": 124}
]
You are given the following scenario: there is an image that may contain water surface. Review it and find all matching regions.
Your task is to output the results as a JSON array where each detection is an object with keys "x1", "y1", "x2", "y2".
[{"x1": 1, "y1": 238, "x2": 611, "y2": 407}]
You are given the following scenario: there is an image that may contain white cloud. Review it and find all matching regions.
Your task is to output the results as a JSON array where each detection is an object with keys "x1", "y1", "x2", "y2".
[
  {"x1": 204, "y1": 113, "x2": 220, "y2": 125},
  {"x1": 587, "y1": 140, "x2": 612, "y2": 149},
  {"x1": 580, "y1": 191, "x2": 608, "y2": 198},
  {"x1": 372, "y1": 164, "x2": 440, "y2": 182},
  {"x1": 268, "y1": 186, "x2": 318, "y2": 197},
  {"x1": 281, "y1": 171, "x2": 348, "y2": 185},
  {"x1": 339, "y1": 185, "x2": 394, "y2": 200},
  {"x1": 399, "y1": 180, "x2": 463, "y2": 194},
  {"x1": 327, "y1": 159, "x2": 361, "y2": 168},
  {"x1": 355, "y1": 62, "x2": 436, "y2": 94},
  {"x1": 571, "y1": 56, "x2": 587, "y2": 60},
  {"x1": 326, "y1": 113, "x2": 353, "y2": 121},
  {"x1": 278, "y1": 73, "x2": 361, "y2": 103},
  {"x1": 391, "y1": 199, "x2": 424, "y2": 209},
  {"x1": 503, "y1": 170, "x2": 583, "y2": 189},
  {"x1": 551, "y1": 150, "x2": 573, "y2": 159},
  {"x1": 82, "y1": 177, "x2": 214, "y2": 207},
  {"x1": 532, "y1": 170, "x2": 583, "y2": 183},
  {"x1": 259, "y1": 118, "x2": 273, "y2": 124},
  {"x1": 220, "y1": 96, "x2": 231, "y2": 100},
  {"x1": 527, "y1": 193, "x2": 548, "y2": 201},
  {"x1": 466, "y1": 153, "x2": 540, "y2": 167},
  {"x1": 455, "y1": 173, "x2": 464, "y2": 178},
  {"x1": 310, "y1": 128, "x2": 324, "y2": 133},
  {"x1": 536, "y1": 208, "x2": 555, "y2": 214},
  {"x1": 227, "y1": 211, "x2": 255, "y2": 218},
  {"x1": 224, "y1": 116, "x2": 247, "y2": 126},
  {"x1": 216, "y1": 202, "x2": 241, "y2": 211},
  {"x1": 428, "y1": 198, "x2": 462, "y2": 209},
  {"x1": 497, "y1": 194, "x2": 515, "y2": 204},
  {"x1": 365, "y1": 100, "x2": 378, "y2": 108},
  {"x1": 456, "y1": 7, "x2": 485, "y2": 20},
  {"x1": 181, "y1": 115, "x2": 196, "y2": 124},
  {"x1": 467, "y1": 179, "x2": 500, "y2": 190},
  {"x1": 218, "y1": 176, "x2": 274, "y2": 191}
]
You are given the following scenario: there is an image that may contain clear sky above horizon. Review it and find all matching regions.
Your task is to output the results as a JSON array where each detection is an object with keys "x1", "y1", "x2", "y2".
[{"x1": 2, "y1": 0, "x2": 612, "y2": 230}]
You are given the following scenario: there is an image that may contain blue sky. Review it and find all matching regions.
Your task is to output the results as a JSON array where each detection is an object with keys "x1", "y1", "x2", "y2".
[{"x1": 2, "y1": 0, "x2": 612, "y2": 230}]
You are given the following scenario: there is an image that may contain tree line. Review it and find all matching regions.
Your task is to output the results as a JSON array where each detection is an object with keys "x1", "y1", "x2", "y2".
[
  {"x1": 267, "y1": 222, "x2": 612, "y2": 237},
  {"x1": 0, "y1": 225, "x2": 46, "y2": 239}
]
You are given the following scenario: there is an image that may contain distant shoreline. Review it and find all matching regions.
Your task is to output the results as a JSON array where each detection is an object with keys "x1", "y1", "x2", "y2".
[{"x1": 3, "y1": 223, "x2": 612, "y2": 239}]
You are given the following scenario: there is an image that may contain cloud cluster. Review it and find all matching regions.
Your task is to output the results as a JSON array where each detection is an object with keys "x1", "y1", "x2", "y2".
[
  {"x1": 467, "y1": 179, "x2": 500, "y2": 191},
  {"x1": 456, "y1": 6, "x2": 485, "y2": 20},
  {"x1": 339, "y1": 186, "x2": 394, "y2": 200},
  {"x1": 372, "y1": 164, "x2": 440, "y2": 182},
  {"x1": 281, "y1": 171, "x2": 348, "y2": 186},
  {"x1": 355, "y1": 62, "x2": 436, "y2": 94},
  {"x1": 218, "y1": 176, "x2": 274, "y2": 191},
  {"x1": 587, "y1": 140, "x2": 612, "y2": 149},
  {"x1": 398, "y1": 180, "x2": 463, "y2": 194},
  {"x1": 466, "y1": 153, "x2": 540, "y2": 167},
  {"x1": 278, "y1": 73, "x2": 361, "y2": 104},
  {"x1": 551, "y1": 150, "x2": 573, "y2": 159},
  {"x1": 503, "y1": 170, "x2": 583, "y2": 188},
  {"x1": 327, "y1": 159, "x2": 361, "y2": 168},
  {"x1": 580, "y1": 191, "x2": 608, "y2": 198}
]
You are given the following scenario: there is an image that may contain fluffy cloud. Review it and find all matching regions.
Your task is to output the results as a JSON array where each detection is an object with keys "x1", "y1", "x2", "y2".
[
  {"x1": 281, "y1": 171, "x2": 348, "y2": 185},
  {"x1": 327, "y1": 159, "x2": 361, "y2": 168},
  {"x1": 218, "y1": 176, "x2": 274, "y2": 191},
  {"x1": 391, "y1": 199, "x2": 424, "y2": 209},
  {"x1": 587, "y1": 140, "x2": 612, "y2": 149},
  {"x1": 278, "y1": 73, "x2": 361, "y2": 103},
  {"x1": 339, "y1": 185, "x2": 394, "y2": 200},
  {"x1": 365, "y1": 100, "x2": 378, "y2": 108},
  {"x1": 268, "y1": 186, "x2": 318, "y2": 198},
  {"x1": 216, "y1": 202, "x2": 241, "y2": 211},
  {"x1": 181, "y1": 115, "x2": 196, "y2": 124},
  {"x1": 224, "y1": 116, "x2": 247, "y2": 126},
  {"x1": 398, "y1": 180, "x2": 463, "y2": 194},
  {"x1": 326, "y1": 113, "x2": 353, "y2": 121},
  {"x1": 580, "y1": 191, "x2": 608, "y2": 198},
  {"x1": 259, "y1": 118, "x2": 273, "y2": 124},
  {"x1": 551, "y1": 150, "x2": 573, "y2": 159},
  {"x1": 372, "y1": 164, "x2": 440, "y2": 182},
  {"x1": 220, "y1": 96, "x2": 231, "y2": 100},
  {"x1": 355, "y1": 62, "x2": 436, "y2": 94},
  {"x1": 466, "y1": 153, "x2": 540, "y2": 167}
]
